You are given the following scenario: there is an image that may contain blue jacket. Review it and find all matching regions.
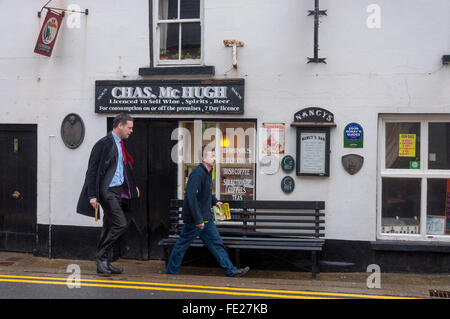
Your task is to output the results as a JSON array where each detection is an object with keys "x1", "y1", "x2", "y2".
[{"x1": 182, "y1": 164, "x2": 218, "y2": 225}]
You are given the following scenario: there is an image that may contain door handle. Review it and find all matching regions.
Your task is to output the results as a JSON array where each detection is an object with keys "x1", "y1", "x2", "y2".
[{"x1": 11, "y1": 191, "x2": 21, "y2": 199}]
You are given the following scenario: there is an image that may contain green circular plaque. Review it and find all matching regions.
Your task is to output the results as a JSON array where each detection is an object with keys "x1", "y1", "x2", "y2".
[
  {"x1": 281, "y1": 155, "x2": 295, "y2": 173},
  {"x1": 281, "y1": 176, "x2": 295, "y2": 194}
]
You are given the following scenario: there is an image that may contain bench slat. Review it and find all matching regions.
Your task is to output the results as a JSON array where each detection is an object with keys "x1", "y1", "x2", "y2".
[
  {"x1": 170, "y1": 199, "x2": 325, "y2": 210},
  {"x1": 169, "y1": 211, "x2": 325, "y2": 218}
]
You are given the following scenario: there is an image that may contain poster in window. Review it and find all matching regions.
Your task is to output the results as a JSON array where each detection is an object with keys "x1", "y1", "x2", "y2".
[
  {"x1": 427, "y1": 216, "x2": 445, "y2": 235},
  {"x1": 299, "y1": 132, "x2": 326, "y2": 175},
  {"x1": 399, "y1": 134, "x2": 416, "y2": 157},
  {"x1": 262, "y1": 123, "x2": 285, "y2": 154}
]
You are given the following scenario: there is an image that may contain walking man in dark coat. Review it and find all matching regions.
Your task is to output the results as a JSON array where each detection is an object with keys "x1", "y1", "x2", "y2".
[
  {"x1": 166, "y1": 145, "x2": 250, "y2": 277},
  {"x1": 77, "y1": 113, "x2": 140, "y2": 274}
]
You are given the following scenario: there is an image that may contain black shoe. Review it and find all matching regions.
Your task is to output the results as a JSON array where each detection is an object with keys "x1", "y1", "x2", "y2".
[
  {"x1": 229, "y1": 266, "x2": 250, "y2": 277},
  {"x1": 96, "y1": 259, "x2": 112, "y2": 275},
  {"x1": 108, "y1": 263, "x2": 123, "y2": 274}
]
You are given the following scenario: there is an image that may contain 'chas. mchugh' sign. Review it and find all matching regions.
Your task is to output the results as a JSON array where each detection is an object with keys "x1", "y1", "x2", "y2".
[{"x1": 95, "y1": 79, "x2": 244, "y2": 114}]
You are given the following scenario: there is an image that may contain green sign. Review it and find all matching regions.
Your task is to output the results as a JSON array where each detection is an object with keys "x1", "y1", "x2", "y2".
[
  {"x1": 409, "y1": 161, "x2": 420, "y2": 169},
  {"x1": 344, "y1": 123, "x2": 363, "y2": 148}
]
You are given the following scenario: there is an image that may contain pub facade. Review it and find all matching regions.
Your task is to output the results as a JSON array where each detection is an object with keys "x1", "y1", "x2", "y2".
[{"x1": 0, "y1": 0, "x2": 449, "y2": 273}]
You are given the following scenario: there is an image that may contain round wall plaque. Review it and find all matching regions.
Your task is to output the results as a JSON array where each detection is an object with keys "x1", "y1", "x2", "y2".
[
  {"x1": 281, "y1": 155, "x2": 295, "y2": 173},
  {"x1": 281, "y1": 176, "x2": 295, "y2": 194},
  {"x1": 61, "y1": 113, "x2": 85, "y2": 149},
  {"x1": 260, "y1": 155, "x2": 279, "y2": 175}
]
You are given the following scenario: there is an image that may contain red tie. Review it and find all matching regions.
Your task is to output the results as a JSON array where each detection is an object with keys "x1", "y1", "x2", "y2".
[{"x1": 120, "y1": 140, "x2": 134, "y2": 166}]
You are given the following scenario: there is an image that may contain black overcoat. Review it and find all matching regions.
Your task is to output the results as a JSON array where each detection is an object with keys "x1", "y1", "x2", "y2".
[{"x1": 76, "y1": 132, "x2": 138, "y2": 218}]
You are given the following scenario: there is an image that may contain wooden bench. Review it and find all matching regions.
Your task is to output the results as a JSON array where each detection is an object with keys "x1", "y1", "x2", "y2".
[{"x1": 158, "y1": 199, "x2": 325, "y2": 280}]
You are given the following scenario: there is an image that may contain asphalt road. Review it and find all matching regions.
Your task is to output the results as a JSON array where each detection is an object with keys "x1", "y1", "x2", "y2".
[
  {"x1": 0, "y1": 277, "x2": 267, "y2": 299},
  {"x1": 0, "y1": 273, "x2": 416, "y2": 300}
]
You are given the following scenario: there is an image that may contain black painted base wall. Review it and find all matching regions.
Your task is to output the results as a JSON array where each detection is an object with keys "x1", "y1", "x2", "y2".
[
  {"x1": 31, "y1": 224, "x2": 450, "y2": 274},
  {"x1": 35, "y1": 224, "x2": 101, "y2": 260}
]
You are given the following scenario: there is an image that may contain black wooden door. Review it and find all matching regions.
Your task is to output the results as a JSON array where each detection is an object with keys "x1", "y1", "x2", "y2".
[
  {"x1": 0, "y1": 125, "x2": 37, "y2": 252},
  {"x1": 118, "y1": 120, "x2": 150, "y2": 260},
  {"x1": 147, "y1": 121, "x2": 178, "y2": 259},
  {"x1": 107, "y1": 119, "x2": 177, "y2": 260}
]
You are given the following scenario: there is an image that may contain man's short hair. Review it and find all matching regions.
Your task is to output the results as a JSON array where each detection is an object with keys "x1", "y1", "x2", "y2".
[
  {"x1": 113, "y1": 113, "x2": 133, "y2": 128},
  {"x1": 201, "y1": 144, "x2": 215, "y2": 159}
]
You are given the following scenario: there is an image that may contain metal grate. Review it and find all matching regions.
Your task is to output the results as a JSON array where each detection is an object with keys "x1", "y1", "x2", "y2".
[{"x1": 429, "y1": 290, "x2": 450, "y2": 298}]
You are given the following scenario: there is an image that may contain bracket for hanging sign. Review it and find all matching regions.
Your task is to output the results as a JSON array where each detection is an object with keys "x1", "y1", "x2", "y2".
[
  {"x1": 307, "y1": 0, "x2": 327, "y2": 64},
  {"x1": 38, "y1": 0, "x2": 89, "y2": 18}
]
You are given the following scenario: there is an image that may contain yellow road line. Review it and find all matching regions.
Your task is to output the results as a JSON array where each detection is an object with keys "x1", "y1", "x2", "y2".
[
  {"x1": 0, "y1": 274, "x2": 417, "y2": 299},
  {"x1": 0, "y1": 278, "x2": 334, "y2": 299}
]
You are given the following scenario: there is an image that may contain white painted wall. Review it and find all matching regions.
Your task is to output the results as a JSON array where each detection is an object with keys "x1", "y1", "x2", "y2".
[{"x1": 1, "y1": 0, "x2": 449, "y2": 242}]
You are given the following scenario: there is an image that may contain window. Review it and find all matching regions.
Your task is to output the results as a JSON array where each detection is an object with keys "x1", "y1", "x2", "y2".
[
  {"x1": 176, "y1": 120, "x2": 256, "y2": 201},
  {"x1": 154, "y1": 0, "x2": 202, "y2": 66},
  {"x1": 378, "y1": 116, "x2": 450, "y2": 241}
]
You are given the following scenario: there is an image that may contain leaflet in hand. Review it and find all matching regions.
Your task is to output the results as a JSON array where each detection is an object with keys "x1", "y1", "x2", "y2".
[{"x1": 212, "y1": 202, "x2": 231, "y2": 221}]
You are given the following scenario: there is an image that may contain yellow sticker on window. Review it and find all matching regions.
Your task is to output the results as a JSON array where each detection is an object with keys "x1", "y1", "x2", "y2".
[{"x1": 399, "y1": 134, "x2": 416, "y2": 157}]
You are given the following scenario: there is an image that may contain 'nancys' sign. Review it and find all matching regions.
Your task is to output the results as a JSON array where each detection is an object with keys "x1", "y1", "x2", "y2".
[{"x1": 293, "y1": 107, "x2": 334, "y2": 124}]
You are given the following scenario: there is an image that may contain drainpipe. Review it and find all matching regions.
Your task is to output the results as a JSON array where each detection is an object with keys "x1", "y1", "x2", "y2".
[{"x1": 48, "y1": 135, "x2": 56, "y2": 259}]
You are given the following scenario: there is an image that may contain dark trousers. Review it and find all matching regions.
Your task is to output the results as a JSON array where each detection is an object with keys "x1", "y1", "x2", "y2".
[
  {"x1": 166, "y1": 222, "x2": 237, "y2": 276},
  {"x1": 96, "y1": 186, "x2": 128, "y2": 261}
]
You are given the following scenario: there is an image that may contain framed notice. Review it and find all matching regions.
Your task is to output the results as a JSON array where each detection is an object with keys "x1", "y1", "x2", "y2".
[{"x1": 296, "y1": 128, "x2": 330, "y2": 176}]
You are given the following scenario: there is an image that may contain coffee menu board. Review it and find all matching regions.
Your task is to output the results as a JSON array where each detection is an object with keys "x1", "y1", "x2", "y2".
[
  {"x1": 220, "y1": 164, "x2": 254, "y2": 201},
  {"x1": 299, "y1": 132, "x2": 326, "y2": 175}
]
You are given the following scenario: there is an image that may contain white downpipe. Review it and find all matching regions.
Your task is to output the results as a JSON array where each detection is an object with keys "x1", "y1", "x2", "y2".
[{"x1": 48, "y1": 135, "x2": 56, "y2": 259}]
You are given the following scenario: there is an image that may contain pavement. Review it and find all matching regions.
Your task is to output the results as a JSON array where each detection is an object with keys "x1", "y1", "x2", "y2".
[{"x1": 0, "y1": 251, "x2": 449, "y2": 299}]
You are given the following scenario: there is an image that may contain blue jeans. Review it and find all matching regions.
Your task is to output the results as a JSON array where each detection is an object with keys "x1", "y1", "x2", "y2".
[{"x1": 166, "y1": 221, "x2": 237, "y2": 276}]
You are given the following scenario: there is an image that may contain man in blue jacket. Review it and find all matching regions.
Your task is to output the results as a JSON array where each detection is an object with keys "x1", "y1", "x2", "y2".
[{"x1": 166, "y1": 145, "x2": 250, "y2": 277}]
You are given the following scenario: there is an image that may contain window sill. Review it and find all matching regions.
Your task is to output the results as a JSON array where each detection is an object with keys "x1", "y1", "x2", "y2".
[
  {"x1": 139, "y1": 65, "x2": 215, "y2": 76},
  {"x1": 370, "y1": 240, "x2": 450, "y2": 253}
]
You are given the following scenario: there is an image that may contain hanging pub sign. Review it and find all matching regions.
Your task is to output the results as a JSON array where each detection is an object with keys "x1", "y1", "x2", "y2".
[
  {"x1": 95, "y1": 79, "x2": 244, "y2": 114},
  {"x1": 291, "y1": 107, "x2": 336, "y2": 176},
  {"x1": 34, "y1": 10, "x2": 63, "y2": 57}
]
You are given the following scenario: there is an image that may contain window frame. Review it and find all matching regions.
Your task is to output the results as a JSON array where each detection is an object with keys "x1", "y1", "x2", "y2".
[
  {"x1": 175, "y1": 120, "x2": 257, "y2": 202},
  {"x1": 377, "y1": 114, "x2": 450, "y2": 242},
  {"x1": 152, "y1": 0, "x2": 204, "y2": 67}
]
